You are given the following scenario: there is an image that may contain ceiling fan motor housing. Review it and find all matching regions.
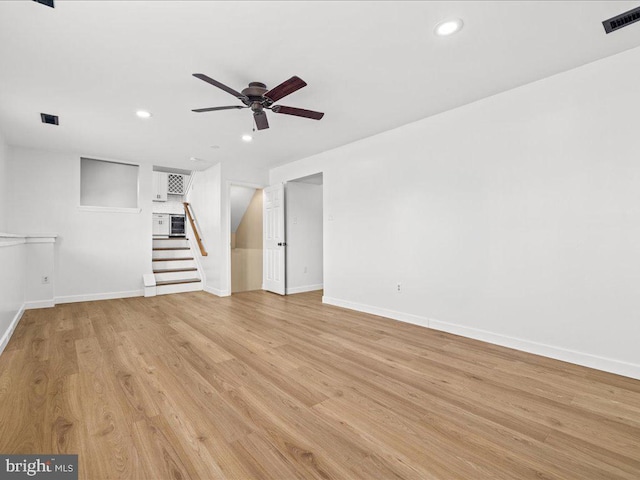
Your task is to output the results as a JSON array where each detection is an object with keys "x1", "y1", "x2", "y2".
[{"x1": 242, "y1": 82, "x2": 269, "y2": 103}]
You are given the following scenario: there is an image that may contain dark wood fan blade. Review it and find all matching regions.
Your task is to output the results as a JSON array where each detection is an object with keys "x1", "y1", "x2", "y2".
[
  {"x1": 271, "y1": 105, "x2": 324, "y2": 120},
  {"x1": 193, "y1": 74, "x2": 248, "y2": 101},
  {"x1": 192, "y1": 106, "x2": 246, "y2": 113},
  {"x1": 34, "y1": 0, "x2": 55, "y2": 7},
  {"x1": 254, "y1": 111, "x2": 269, "y2": 130},
  {"x1": 264, "y1": 76, "x2": 307, "y2": 102}
]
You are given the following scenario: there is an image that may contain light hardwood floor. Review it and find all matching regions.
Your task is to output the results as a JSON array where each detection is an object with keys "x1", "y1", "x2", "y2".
[{"x1": 1, "y1": 290, "x2": 639, "y2": 479}]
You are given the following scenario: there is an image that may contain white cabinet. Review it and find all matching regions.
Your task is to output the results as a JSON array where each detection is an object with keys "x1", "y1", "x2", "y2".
[
  {"x1": 153, "y1": 214, "x2": 170, "y2": 236},
  {"x1": 152, "y1": 172, "x2": 168, "y2": 202}
]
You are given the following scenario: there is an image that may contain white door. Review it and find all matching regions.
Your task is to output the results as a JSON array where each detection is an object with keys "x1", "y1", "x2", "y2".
[{"x1": 263, "y1": 183, "x2": 286, "y2": 295}]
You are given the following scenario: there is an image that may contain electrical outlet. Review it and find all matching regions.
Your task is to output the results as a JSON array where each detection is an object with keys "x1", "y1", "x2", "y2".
[
  {"x1": 42, "y1": 275, "x2": 50, "y2": 284},
  {"x1": 396, "y1": 282, "x2": 401, "y2": 293}
]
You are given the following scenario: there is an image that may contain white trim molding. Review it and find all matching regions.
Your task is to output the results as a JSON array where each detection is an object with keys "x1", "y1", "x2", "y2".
[
  {"x1": 25, "y1": 234, "x2": 57, "y2": 244},
  {"x1": 204, "y1": 285, "x2": 231, "y2": 297},
  {"x1": 0, "y1": 232, "x2": 27, "y2": 248},
  {"x1": 322, "y1": 296, "x2": 640, "y2": 380},
  {"x1": 77, "y1": 206, "x2": 142, "y2": 214},
  {"x1": 429, "y1": 318, "x2": 640, "y2": 381},
  {"x1": 55, "y1": 289, "x2": 143, "y2": 304},
  {"x1": 322, "y1": 296, "x2": 430, "y2": 329},
  {"x1": 287, "y1": 284, "x2": 324, "y2": 295},
  {"x1": 1, "y1": 233, "x2": 57, "y2": 247},
  {"x1": 24, "y1": 300, "x2": 55, "y2": 310},
  {"x1": 0, "y1": 306, "x2": 25, "y2": 357},
  {"x1": 0, "y1": 239, "x2": 26, "y2": 248}
]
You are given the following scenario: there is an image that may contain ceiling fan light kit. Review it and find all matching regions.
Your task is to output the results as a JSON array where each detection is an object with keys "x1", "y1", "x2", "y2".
[{"x1": 192, "y1": 74, "x2": 324, "y2": 131}]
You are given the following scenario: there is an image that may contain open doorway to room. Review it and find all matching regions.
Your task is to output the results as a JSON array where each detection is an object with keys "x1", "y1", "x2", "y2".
[
  {"x1": 285, "y1": 173, "x2": 323, "y2": 295},
  {"x1": 229, "y1": 184, "x2": 263, "y2": 294}
]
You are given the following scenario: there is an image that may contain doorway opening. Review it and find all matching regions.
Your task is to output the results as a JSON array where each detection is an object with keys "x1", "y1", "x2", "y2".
[
  {"x1": 284, "y1": 173, "x2": 323, "y2": 295},
  {"x1": 230, "y1": 185, "x2": 263, "y2": 294}
]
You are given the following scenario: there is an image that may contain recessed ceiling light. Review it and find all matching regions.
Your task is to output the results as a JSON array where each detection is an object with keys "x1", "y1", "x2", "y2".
[
  {"x1": 242, "y1": 134, "x2": 253, "y2": 142},
  {"x1": 136, "y1": 110, "x2": 152, "y2": 119},
  {"x1": 434, "y1": 18, "x2": 464, "y2": 36}
]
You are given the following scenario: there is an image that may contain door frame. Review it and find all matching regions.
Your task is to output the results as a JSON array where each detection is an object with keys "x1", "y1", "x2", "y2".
[
  {"x1": 283, "y1": 173, "x2": 324, "y2": 295},
  {"x1": 224, "y1": 180, "x2": 265, "y2": 296}
]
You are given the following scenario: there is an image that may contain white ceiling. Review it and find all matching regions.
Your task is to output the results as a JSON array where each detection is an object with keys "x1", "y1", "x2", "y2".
[{"x1": 1, "y1": 1, "x2": 640, "y2": 173}]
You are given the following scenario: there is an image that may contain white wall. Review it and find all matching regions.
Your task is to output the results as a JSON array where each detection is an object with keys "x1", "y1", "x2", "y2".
[
  {"x1": 7, "y1": 147, "x2": 152, "y2": 302},
  {"x1": 271, "y1": 46, "x2": 640, "y2": 378},
  {"x1": 25, "y1": 238, "x2": 56, "y2": 308},
  {"x1": 0, "y1": 131, "x2": 7, "y2": 231},
  {"x1": 187, "y1": 164, "x2": 223, "y2": 294},
  {"x1": 286, "y1": 181, "x2": 323, "y2": 294}
]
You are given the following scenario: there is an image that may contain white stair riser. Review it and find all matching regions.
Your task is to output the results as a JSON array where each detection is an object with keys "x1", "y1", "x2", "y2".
[
  {"x1": 154, "y1": 271, "x2": 200, "y2": 282},
  {"x1": 153, "y1": 239, "x2": 189, "y2": 249},
  {"x1": 156, "y1": 282, "x2": 203, "y2": 295},
  {"x1": 153, "y1": 249, "x2": 192, "y2": 259},
  {"x1": 152, "y1": 259, "x2": 196, "y2": 270}
]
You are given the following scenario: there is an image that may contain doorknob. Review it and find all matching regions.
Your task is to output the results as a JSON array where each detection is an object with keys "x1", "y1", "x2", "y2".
[{"x1": 277, "y1": 242, "x2": 287, "y2": 246}]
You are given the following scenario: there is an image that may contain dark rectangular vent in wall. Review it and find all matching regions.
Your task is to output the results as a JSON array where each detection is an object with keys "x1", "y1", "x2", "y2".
[
  {"x1": 33, "y1": 0, "x2": 55, "y2": 8},
  {"x1": 40, "y1": 113, "x2": 59, "y2": 125},
  {"x1": 603, "y1": 6, "x2": 640, "y2": 34}
]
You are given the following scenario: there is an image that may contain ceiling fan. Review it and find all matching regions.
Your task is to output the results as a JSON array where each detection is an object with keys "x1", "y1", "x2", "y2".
[{"x1": 192, "y1": 74, "x2": 324, "y2": 131}]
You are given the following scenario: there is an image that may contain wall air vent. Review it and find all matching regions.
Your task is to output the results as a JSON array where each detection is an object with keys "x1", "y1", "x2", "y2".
[
  {"x1": 33, "y1": 0, "x2": 55, "y2": 8},
  {"x1": 40, "y1": 113, "x2": 59, "y2": 125},
  {"x1": 603, "y1": 6, "x2": 640, "y2": 34}
]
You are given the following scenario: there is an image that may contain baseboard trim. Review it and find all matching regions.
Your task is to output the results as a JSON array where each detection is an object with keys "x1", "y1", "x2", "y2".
[
  {"x1": 204, "y1": 285, "x2": 231, "y2": 297},
  {"x1": 0, "y1": 305, "x2": 25, "y2": 357},
  {"x1": 429, "y1": 319, "x2": 640, "y2": 380},
  {"x1": 322, "y1": 296, "x2": 640, "y2": 380},
  {"x1": 24, "y1": 299, "x2": 55, "y2": 310},
  {"x1": 322, "y1": 296, "x2": 430, "y2": 329},
  {"x1": 55, "y1": 289, "x2": 143, "y2": 304},
  {"x1": 287, "y1": 284, "x2": 323, "y2": 295}
]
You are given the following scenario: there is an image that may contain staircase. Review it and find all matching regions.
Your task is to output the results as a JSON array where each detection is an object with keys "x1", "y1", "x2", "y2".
[{"x1": 152, "y1": 237, "x2": 202, "y2": 295}]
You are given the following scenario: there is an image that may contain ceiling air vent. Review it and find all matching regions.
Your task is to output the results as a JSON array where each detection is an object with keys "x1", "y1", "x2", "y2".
[
  {"x1": 33, "y1": 0, "x2": 55, "y2": 7},
  {"x1": 40, "y1": 113, "x2": 59, "y2": 125},
  {"x1": 603, "y1": 6, "x2": 640, "y2": 34}
]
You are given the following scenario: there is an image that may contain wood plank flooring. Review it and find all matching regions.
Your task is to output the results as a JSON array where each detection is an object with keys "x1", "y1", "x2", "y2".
[{"x1": 1, "y1": 290, "x2": 639, "y2": 479}]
